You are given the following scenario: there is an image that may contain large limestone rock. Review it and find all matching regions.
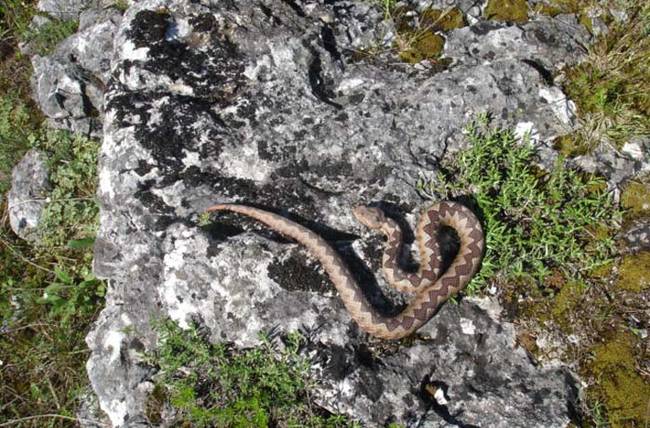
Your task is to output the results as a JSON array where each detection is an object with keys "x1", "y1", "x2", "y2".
[{"x1": 76, "y1": 0, "x2": 595, "y2": 426}]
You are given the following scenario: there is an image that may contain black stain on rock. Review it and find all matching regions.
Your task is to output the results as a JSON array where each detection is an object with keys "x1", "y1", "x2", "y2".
[{"x1": 267, "y1": 250, "x2": 333, "y2": 293}]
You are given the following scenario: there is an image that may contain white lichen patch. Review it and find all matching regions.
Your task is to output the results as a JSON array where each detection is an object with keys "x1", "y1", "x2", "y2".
[
  {"x1": 181, "y1": 148, "x2": 201, "y2": 168},
  {"x1": 244, "y1": 55, "x2": 272, "y2": 81},
  {"x1": 121, "y1": 39, "x2": 149, "y2": 61},
  {"x1": 514, "y1": 121, "x2": 540, "y2": 144},
  {"x1": 219, "y1": 142, "x2": 274, "y2": 182},
  {"x1": 107, "y1": 399, "x2": 129, "y2": 426},
  {"x1": 104, "y1": 329, "x2": 125, "y2": 364},
  {"x1": 460, "y1": 318, "x2": 476, "y2": 335},
  {"x1": 539, "y1": 86, "x2": 576, "y2": 125},
  {"x1": 621, "y1": 141, "x2": 645, "y2": 160},
  {"x1": 152, "y1": 180, "x2": 187, "y2": 208},
  {"x1": 165, "y1": 18, "x2": 191, "y2": 41}
]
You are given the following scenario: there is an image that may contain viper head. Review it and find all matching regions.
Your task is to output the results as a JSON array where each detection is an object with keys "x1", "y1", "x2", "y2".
[{"x1": 352, "y1": 205, "x2": 386, "y2": 230}]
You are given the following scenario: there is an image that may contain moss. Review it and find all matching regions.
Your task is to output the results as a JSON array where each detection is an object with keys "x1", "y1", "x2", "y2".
[
  {"x1": 577, "y1": 13, "x2": 593, "y2": 33},
  {"x1": 398, "y1": 32, "x2": 445, "y2": 64},
  {"x1": 420, "y1": 7, "x2": 466, "y2": 32},
  {"x1": 588, "y1": 332, "x2": 650, "y2": 427},
  {"x1": 551, "y1": 281, "x2": 586, "y2": 328},
  {"x1": 534, "y1": 4, "x2": 563, "y2": 17},
  {"x1": 589, "y1": 260, "x2": 613, "y2": 279},
  {"x1": 621, "y1": 180, "x2": 650, "y2": 220},
  {"x1": 552, "y1": 134, "x2": 594, "y2": 158},
  {"x1": 484, "y1": 0, "x2": 529, "y2": 23},
  {"x1": 145, "y1": 383, "x2": 167, "y2": 424},
  {"x1": 616, "y1": 251, "x2": 650, "y2": 292}
]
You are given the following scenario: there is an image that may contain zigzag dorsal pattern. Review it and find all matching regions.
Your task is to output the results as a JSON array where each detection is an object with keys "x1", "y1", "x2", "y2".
[{"x1": 206, "y1": 201, "x2": 484, "y2": 340}]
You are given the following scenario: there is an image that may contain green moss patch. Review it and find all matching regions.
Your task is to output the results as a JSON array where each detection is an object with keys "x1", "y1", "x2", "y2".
[
  {"x1": 616, "y1": 251, "x2": 650, "y2": 292},
  {"x1": 390, "y1": 6, "x2": 465, "y2": 64},
  {"x1": 552, "y1": 133, "x2": 591, "y2": 158},
  {"x1": 398, "y1": 32, "x2": 445, "y2": 64},
  {"x1": 588, "y1": 332, "x2": 650, "y2": 427},
  {"x1": 484, "y1": 0, "x2": 529, "y2": 23},
  {"x1": 420, "y1": 7, "x2": 466, "y2": 32},
  {"x1": 621, "y1": 180, "x2": 650, "y2": 220},
  {"x1": 551, "y1": 281, "x2": 586, "y2": 328}
]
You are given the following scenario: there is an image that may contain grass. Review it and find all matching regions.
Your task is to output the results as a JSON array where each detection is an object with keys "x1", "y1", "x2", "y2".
[
  {"x1": 367, "y1": 1, "x2": 465, "y2": 64},
  {"x1": 22, "y1": 17, "x2": 78, "y2": 56},
  {"x1": 560, "y1": 1, "x2": 650, "y2": 153},
  {"x1": 418, "y1": 114, "x2": 620, "y2": 291},
  {"x1": 146, "y1": 320, "x2": 353, "y2": 427},
  {"x1": 0, "y1": 1, "x2": 105, "y2": 426},
  {"x1": 0, "y1": 113, "x2": 105, "y2": 426}
]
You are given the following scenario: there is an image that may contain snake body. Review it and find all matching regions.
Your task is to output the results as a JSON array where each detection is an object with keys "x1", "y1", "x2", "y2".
[{"x1": 206, "y1": 201, "x2": 484, "y2": 340}]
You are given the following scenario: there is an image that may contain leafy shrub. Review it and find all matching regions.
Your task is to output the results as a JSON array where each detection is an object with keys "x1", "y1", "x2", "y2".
[
  {"x1": 419, "y1": 116, "x2": 620, "y2": 290},
  {"x1": 148, "y1": 320, "x2": 351, "y2": 427}
]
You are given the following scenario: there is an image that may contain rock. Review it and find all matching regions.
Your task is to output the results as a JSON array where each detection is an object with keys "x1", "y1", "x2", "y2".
[
  {"x1": 572, "y1": 140, "x2": 649, "y2": 187},
  {"x1": 313, "y1": 298, "x2": 579, "y2": 427},
  {"x1": 76, "y1": 389, "x2": 112, "y2": 428},
  {"x1": 78, "y1": 0, "x2": 593, "y2": 426},
  {"x1": 37, "y1": 0, "x2": 92, "y2": 20},
  {"x1": 620, "y1": 219, "x2": 650, "y2": 253},
  {"x1": 7, "y1": 150, "x2": 51, "y2": 242},
  {"x1": 30, "y1": 5, "x2": 121, "y2": 135}
]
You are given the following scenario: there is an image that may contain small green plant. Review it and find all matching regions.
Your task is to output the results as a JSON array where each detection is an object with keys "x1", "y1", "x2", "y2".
[
  {"x1": 37, "y1": 130, "x2": 100, "y2": 247},
  {"x1": 148, "y1": 319, "x2": 350, "y2": 427},
  {"x1": 22, "y1": 17, "x2": 79, "y2": 56},
  {"x1": 0, "y1": 0, "x2": 37, "y2": 41},
  {"x1": 418, "y1": 117, "x2": 620, "y2": 290}
]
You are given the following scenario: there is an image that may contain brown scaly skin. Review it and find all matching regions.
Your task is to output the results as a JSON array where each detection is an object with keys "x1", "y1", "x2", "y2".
[{"x1": 206, "y1": 202, "x2": 484, "y2": 340}]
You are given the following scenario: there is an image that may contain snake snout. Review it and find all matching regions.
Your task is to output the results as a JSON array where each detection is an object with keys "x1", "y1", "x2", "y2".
[{"x1": 352, "y1": 205, "x2": 385, "y2": 229}]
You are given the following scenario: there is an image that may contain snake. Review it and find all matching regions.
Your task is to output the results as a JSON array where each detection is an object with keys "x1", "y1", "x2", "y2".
[{"x1": 206, "y1": 201, "x2": 484, "y2": 340}]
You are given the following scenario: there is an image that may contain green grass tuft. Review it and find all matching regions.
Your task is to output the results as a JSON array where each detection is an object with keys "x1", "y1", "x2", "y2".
[
  {"x1": 562, "y1": 2, "x2": 650, "y2": 150},
  {"x1": 0, "y1": 94, "x2": 104, "y2": 426},
  {"x1": 147, "y1": 320, "x2": 352, "y2": 427},
  {"x1": 22, "y1": 17, "x2": 79, "y2": 56},
  {"x1": 419, "y1": 116, "x2": 620, "y2": 290}
]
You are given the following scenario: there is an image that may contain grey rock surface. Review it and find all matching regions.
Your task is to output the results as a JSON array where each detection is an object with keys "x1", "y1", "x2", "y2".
[
  {"x1": 621, "y1": 219, "x2": 650, "y2": 253},
  {"x1": 7, "y1": 150, "x2": 51, "y2": 241},
  {"x1": 38, "y1": 0, "x2": 92, "y2": 20},
  {"x1": 30, "y1": 4, "x2": 121, "y2": 135},
  {"x1": 78, "y1": 0, "x2": 594, "y2": 426}
]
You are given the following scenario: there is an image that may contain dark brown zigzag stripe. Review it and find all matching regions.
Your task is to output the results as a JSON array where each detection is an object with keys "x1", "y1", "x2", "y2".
[
  {"x1": 400, "y1": 316, "x2": 415, "y2": 329},
  {"x1": 469, "y1": 226, "x2": 483, "y2": 242},
  {"x1": 427, "y1": 209, "x2": 440, "y2": 224},
  {"x1": 454, "y1": 260, "x2": 472, "y2": 276},
  {"x1": 413, "y1": 307, "x2": 429, "y2": 321}
]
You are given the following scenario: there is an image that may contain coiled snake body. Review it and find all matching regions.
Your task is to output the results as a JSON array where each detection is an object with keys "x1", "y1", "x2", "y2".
[{"x1": 206, "y1": 201, "x2": 484, "y2": 340}]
